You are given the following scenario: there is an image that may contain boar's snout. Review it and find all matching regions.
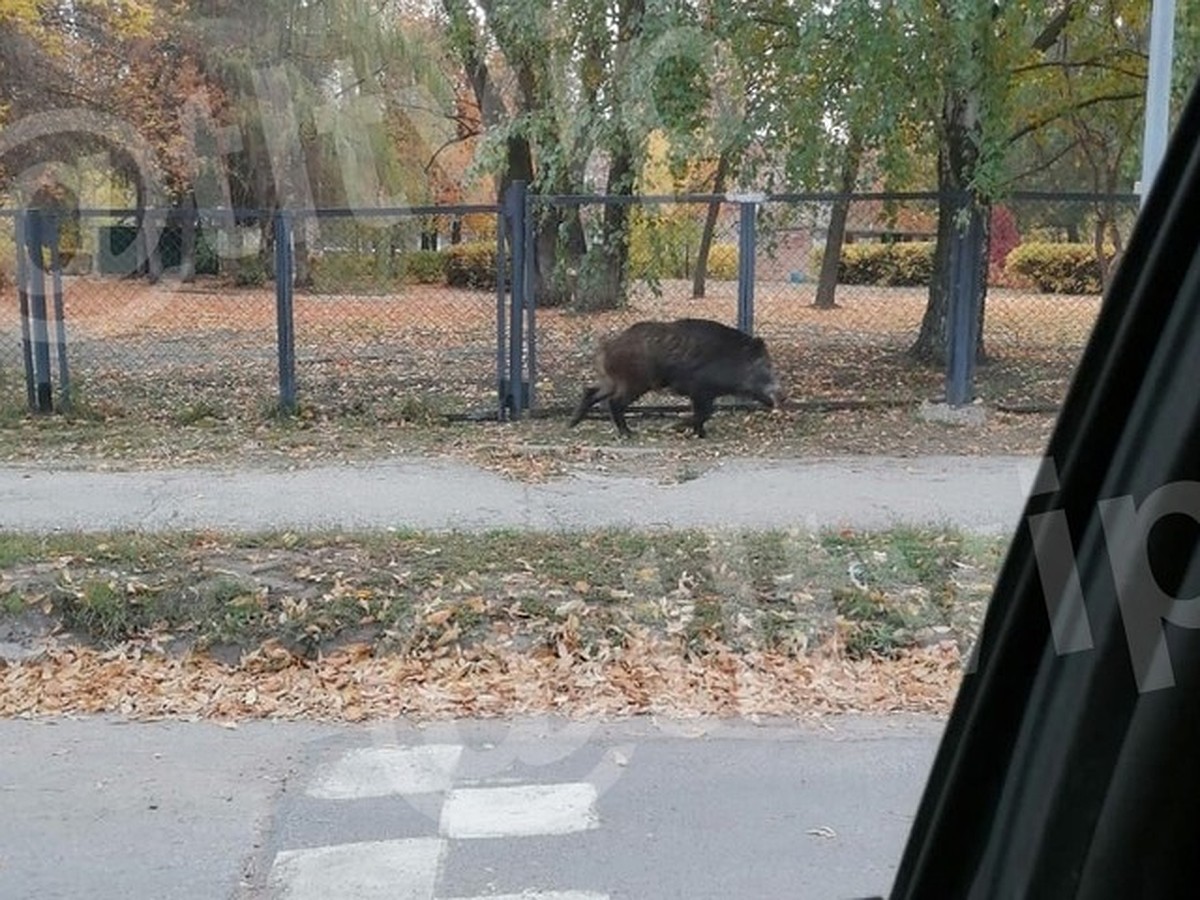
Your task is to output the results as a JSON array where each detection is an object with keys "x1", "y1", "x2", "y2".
[{"x1": 756, "y1": 369, "x2": 784, "y2": 408}]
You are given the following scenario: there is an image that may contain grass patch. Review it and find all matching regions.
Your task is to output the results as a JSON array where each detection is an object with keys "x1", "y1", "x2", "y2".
[
  {"x1": 308, "y1": 251, "x2": 407, "y2": 294},
  {"x1": 1, "y1": 589, "x2": 23, "y2": 615},
  {"x1": 174, "y1": 400, "x2": 228, "y2": 425},
  {"x1": 53, "y1": 578, "x2": 143, "y2": 642},
  {"x1": 819, "y1": 526, "x2": 1003, "y2": 657},
  {"x1": 0, "y1": 526, "x2": 1005, "y2": 660},
  {"x1": 0, "y1": 385, "x2": 25, "y2": 425}
]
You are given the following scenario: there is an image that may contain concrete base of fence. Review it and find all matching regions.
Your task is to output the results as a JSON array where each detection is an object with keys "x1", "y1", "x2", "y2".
[{"x1": 918, "y1": 398, "x2": 988, "y2": 427}]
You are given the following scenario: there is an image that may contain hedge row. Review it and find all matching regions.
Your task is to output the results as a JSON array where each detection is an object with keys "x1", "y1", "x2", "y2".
[
  {"x1": 313, "y1": 238, "x2": 1111, "y2": 296},
  {"x1": 629, "y1": 240, "x2": 739, "y2": 281},
  {"x1": 1004, "y1": 242, "x2": 1109, "y2": 294},
  {"x1": 445, "y1": 240, "x2": 740, "y2": 291},
  {"x1": 832, "y1": 242, "x2": 936, "y2": 287},
  {"x1": 804, "y1": 239, "x2": 1110, "y2": 294},
  {"x1": 444, "y1": 242, "x2": 497, "y2": 289}
]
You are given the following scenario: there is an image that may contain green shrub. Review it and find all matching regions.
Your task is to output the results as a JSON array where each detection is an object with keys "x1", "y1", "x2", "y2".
[
  {"x1": 1005, "y1": 242, "x2": 1107, "y2": 294},
  {"x1": 882, "y1": 243, "x2": 935, "y2": 285},
  {"x1": 309, "y1": 244, "x2": 452, "y2": 293},
  {"x1": 404, "y1": 249, "x2": 447, "y2": 284},
  {"x1": 194, "y1": 230, "x2": 220, "y2": 276},
  {"x1": 628, "y1": 208, "x2": 708, "y2": 281},
  {"x1": 706, "y1": 243, "x2": 739, "y2": 281},
  {"x1": 815, "y1": 241, "x2": 936, "y2": 286},
  {"x1": 628, "y1": 222, "x2": 737, "y2": 282},
  {"x1": 629, "y1": 219, "x2": 684, "y2": 280},
  {"x1": 308, "y1": 251, "x2": 404, "y2": 293},
  {"x1": 0, "y1": 219, "x2": 15, "y2": 289},
  {"x1": 230, "y1": 255, "x2": 268, "y2": 287},
  {"x1": 445, "y1": 241, "x2": 497, "y2": 290}
]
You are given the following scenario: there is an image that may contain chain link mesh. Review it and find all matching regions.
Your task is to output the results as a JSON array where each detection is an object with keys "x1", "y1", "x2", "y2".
[{"x1": 1, "y1": 193, "x2": 1136, "y2": 423}]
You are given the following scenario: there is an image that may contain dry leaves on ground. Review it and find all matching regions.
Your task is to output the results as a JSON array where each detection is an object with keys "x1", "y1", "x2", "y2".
[{"x1": 0, "y1": 635, "x2": 964, "y2": 723}]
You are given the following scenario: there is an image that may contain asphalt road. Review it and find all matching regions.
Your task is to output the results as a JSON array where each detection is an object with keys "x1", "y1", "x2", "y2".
[
  {"x1": 0, "y1": 713, "x2": 945, "y2": 900},
  {"x1": 0, "y1": 454, "x2": 1045, "y2": 534}
]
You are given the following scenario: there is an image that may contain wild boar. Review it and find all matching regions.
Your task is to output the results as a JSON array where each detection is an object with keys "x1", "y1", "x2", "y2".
[{"x1": 568, "y1": 317, "x2": 783, "y2": 438}]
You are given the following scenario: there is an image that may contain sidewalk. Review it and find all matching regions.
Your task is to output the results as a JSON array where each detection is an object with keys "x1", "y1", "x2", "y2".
[{"x1": 0, "y1": 454, "x2": 1043, "y2": 534}]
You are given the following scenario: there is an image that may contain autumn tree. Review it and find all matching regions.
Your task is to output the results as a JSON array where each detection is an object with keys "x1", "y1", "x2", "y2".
[
  {"x1": 439, "y1": 0, "x2": 744, "y2": 310},
  {"x1": 907, "y1": 0, "x2": 1190, "y2": 365}
]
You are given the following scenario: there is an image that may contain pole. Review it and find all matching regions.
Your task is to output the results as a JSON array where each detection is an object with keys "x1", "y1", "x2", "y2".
[
  {"x1": 495, "y1": 207, "x2": 508, "y2": 419},
  {"x1": 48, "y1": 213, "x2": 71, "y2": 412},
  {"x1": 25, "y1": 209, "x2": 54, "y2": 413},
  {"x1": 15, "y1": 212, "x2": 36, "y2": 411},
  {"x1": 945, "y1": 196, "x2": 984, "y2": 407},
  {"x1": 1139, "y1": 0, "x2": 1176, "y2": 206},
  {"x1": 274, "y1": 211, "x2": 297, "y2": 415},
  {"x1": 505, "y1": 181, "x2": 528, "y2": 420},
  {"x1": 729, "y1": 193, "x2": 764, "y2": 333},
  {"x1": 523, "y1": 189, "x2": 537, "y2": 412}
]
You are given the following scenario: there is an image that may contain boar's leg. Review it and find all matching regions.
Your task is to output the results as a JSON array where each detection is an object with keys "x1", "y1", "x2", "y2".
[
  {"x1": 608, "y1": 396, "x2": 634, "y2": 437},
  {"x1": 688, "y1": 395, "x2": 716, "y2": 438},
  {"x1": 569, "y1": 386, "x2": 604, "y2": 428}
]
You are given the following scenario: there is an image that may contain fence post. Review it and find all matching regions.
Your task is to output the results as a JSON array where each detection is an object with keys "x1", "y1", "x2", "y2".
[
  {"x1": 23, "y1": 209, "x2": 54, "y2": 413},
  {"x1": 46, "y1": 212, "x2": 71, "y2": 412},
  {"x1": 523, "y1": 188, "x2": 537, "y2": 413},
  {"x1": 504, "y1": 180, "x2": 529, "y2": 420},
  {"x1": 274, "y1": 210, "x2": 297, "y2": 415},
  {"x1": 730, "y1": 193, "x2": 764, "y2": 333},
  {"x1": 495, "y1": 204, "x2": 509, "y2": 419},
  {"x1": 14, "y1": 211, "x2": 36, "y2": 412},
  {"x1": 945, "y1": 194, "x2": 985, "y2": 407}
]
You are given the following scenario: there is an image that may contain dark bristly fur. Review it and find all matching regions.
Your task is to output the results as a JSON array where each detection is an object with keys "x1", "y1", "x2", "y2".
[{"x1": 568, "y1": 318, "x2": 783, "y2": 438}]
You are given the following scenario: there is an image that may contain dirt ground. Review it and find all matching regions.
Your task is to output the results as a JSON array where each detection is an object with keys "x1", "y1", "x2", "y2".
[
  {"x1": 1, "y1": 273, "x2": 1076, "y2": 476},
  {"x1": 0, "y1": 397, "x2": 1056, "y2": 484},
  {"x1": 0, "y1": 273, "x2": 1093, "y2": 416}
]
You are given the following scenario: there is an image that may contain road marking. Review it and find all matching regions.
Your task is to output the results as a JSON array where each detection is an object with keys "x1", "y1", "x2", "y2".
[
  {"x1": 439, "y1": 782, "x2": 600, "y2": 839},
  {"x1": 267, "y1": 837, "x2": 444, "y2": 900},
  {"x1": 439, "y1": 893, "x2": 609, "y2": 900},
  {"x1": 307, "y1": 744, "x2": 464, "y2": 800}
]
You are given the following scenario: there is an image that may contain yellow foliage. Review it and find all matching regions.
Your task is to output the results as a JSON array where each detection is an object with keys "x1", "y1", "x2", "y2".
[
  {"x1": 0, "y1": 0, "x2": 153, "y2": 42},
  {"x1": 640, "y1": 130, "x2": 723, "y2": 194},
  {"x1": 0, "y1": 0, "x2": 40, "y2": 29}
]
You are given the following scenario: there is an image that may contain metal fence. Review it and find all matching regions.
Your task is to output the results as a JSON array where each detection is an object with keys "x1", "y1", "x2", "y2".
[{"x1": 0, "y1": 189, "x2": 1140, "y2": 425}]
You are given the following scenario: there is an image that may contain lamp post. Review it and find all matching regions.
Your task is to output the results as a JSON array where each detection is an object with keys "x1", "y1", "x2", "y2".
[{"x1": 1139, "y1": 0, "x2": 1176, "y2": 206}]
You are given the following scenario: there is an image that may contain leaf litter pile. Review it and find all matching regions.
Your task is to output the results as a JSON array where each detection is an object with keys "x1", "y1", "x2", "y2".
[{"x1": 0, "y1": 527, "x2": 1006, "y2": 723}]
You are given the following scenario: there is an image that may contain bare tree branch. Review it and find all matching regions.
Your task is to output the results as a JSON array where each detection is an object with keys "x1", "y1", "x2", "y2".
[
  {"x1": 1008, "y1": 91, "x2": 1143, "y2": 145},
  {"x1": 1032, "y1": 2, "x2": 1075, "y2": 53}
]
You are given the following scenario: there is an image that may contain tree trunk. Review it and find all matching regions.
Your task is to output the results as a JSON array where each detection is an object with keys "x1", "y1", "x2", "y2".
[
  {"x1": 572, "y1": 0, "x2": 643, "y2": 312},
  {"x1": 692, "y1": 151, "x2": 730, "y2": 299},
  {"x1": 598, "y1": 149, "x2": 634, "y2": 306},
  {"x1": 259, "y1": 211, "x2": 274, "y2": 283},
  {"x1": 144, "y1": 212, "x2": 163, "y2": 285},
  {"x1": 293, "y1": 220, "x2": 312, "y2": 288},
  {"x1": 814, "y1": 132, "x2": 865, "y2": 309},
  {"x1": 910, "y1": 89, "x2": 990, "y2": 366},
  {"x1": 534, "y1": 205, "x2": 586, "y2": 307},
  {"x1": 179, "y1": 194, "x2": 197, "y2": 283},
  {"x1": 576, "y1": 141, "x2": 635, "y2": 311}
]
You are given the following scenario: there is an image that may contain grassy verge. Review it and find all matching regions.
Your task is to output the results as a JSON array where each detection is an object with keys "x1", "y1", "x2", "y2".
[{"x1": 1, "y1": 526, "x2": 1004, "y2": 721}]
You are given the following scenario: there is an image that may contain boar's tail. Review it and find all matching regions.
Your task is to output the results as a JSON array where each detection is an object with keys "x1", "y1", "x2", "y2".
[{"x1": 568, "y1": 384, "x2": 609, "y2": 427}]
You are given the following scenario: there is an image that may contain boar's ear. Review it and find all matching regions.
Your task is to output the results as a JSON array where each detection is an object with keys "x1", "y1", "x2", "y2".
[{"x1": 750, "y1": 336, "x2": 766, "y2": 352}]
